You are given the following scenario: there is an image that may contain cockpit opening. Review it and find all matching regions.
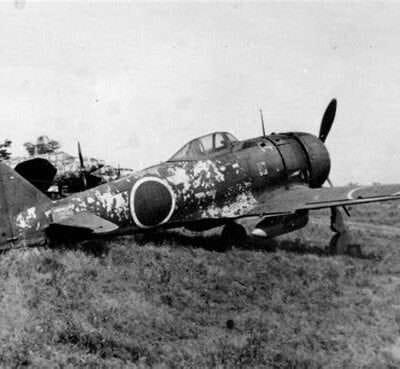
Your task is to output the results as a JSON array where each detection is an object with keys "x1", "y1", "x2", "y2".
[{"x1": 169, "y1": 132, "x2": 238, "y2": 161}]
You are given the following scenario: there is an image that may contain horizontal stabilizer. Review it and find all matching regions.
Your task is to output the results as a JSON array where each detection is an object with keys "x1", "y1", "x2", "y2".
[{"x1": 49, "y1": 212, "x2": 118, "y2": 234}]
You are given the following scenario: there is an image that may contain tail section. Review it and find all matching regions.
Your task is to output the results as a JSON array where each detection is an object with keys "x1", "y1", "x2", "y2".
[{"x1": 0, "y1": 162, "x2": 52, "y2": 248}]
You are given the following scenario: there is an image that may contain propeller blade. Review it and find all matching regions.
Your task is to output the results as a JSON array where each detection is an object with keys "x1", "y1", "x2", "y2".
[
  {"x1": 319, "y1": 98, "x2": 337, "y2": 143},
  {"x1": 77, "y1": 141, "x2": 87, "y2": 189},
  {"x1": 77, "y1": 141, "x2": 85, "y2": 169}
]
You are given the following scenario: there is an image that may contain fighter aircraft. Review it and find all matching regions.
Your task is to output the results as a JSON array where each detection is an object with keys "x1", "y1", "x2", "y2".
[
  {"x1": 2, "y1": 99, "x2": 400, "y2": 253},
  {"x1": 7, "y1": 142, "x2": 132, "y2": 198}
]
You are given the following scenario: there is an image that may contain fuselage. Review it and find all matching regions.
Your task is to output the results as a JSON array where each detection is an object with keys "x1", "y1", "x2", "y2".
[{"x1": 13, "y1": 131, "x2": 330, "y2": 245}]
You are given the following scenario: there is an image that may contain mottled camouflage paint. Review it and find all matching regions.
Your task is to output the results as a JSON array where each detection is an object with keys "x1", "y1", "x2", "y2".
[
  {"x1": 12, "y1": 154, "x2": 256, "y2": 242},
  {"x1": 51, "y1": 158, "x2": 254, "y2": 226}
]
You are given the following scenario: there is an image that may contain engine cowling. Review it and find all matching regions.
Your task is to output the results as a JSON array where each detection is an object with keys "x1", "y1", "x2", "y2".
[
  {"x1": 292, "y1": 133, "x2": 331, "y2": 188},
  {"x1": 265, "y1": 132, "x2": 330, "y2": 188}
]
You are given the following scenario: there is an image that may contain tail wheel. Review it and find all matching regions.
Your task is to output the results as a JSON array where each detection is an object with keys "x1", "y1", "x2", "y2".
[{"x1": 220, "y1": 222, "x2": 247, "y2": 251}]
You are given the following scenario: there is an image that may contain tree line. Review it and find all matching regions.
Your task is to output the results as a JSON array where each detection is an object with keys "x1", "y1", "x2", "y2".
[{"x1": 0, "y1": 136, "x2": 61, "y2": 160}]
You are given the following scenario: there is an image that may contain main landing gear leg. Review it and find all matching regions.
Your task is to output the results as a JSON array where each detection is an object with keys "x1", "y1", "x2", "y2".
[
  {"x1": 220, "y1": 222, "x2": 247, "y2": 251},
  {"x1": 328, "y1": 207, "x2": 361, "y2": 256}
]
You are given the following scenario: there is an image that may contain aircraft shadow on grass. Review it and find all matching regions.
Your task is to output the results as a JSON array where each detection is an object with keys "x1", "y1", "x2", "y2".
[
  {"x1": 75, "y1": 230, "x2": 379, "y2": 260},
  {"x1": 45, "y1": 228, "x2": 379, "y2": 261}
]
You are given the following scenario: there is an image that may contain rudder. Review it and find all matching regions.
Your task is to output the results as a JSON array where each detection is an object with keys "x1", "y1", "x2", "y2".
[{"x1": 0, "y1": 162, "x2": 51, "y2": 247}]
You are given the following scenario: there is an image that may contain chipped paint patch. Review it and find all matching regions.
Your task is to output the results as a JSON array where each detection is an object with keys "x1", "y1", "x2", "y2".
[
  {"x1": 52, "y1": 204, "x2": 75, "y2": 222},
  {"x1": 192, "y1": 161, "x2": 224, "y2": 182},
  {"x1": 86, "y1": 189, "x2": 129, "y2": 221},
  {"x1": 195, "y1": 190, "x2": 216, "y2": 199},
  {"x1": 201, "y1": 191, "x2": 257, "y2": 218},
  {"x1": 256, "y1": 161, "x2": 268, "y2": 176},
  {"x1": 167, "y1": 167, "x2": 191, "y2": 193},
  {"x1": 191, "y1": 161, "x2": 225, "y2": 190},
  {"x1": 16, "y1": 207, "x2": 38, "y2": 230},
  {"x1": 162, "y1": 160, "x2": 228, "y2": 208}
]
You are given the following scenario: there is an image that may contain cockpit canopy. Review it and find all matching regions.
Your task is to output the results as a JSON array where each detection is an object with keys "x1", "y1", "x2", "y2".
[{"x1": 169, "y1": 132, "x2": 238, "y2": 161}]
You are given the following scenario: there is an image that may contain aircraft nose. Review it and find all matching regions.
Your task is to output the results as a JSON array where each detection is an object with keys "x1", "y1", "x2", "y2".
[{"x1": 295, "y1": 133, "x2": 331, "y2": 188}]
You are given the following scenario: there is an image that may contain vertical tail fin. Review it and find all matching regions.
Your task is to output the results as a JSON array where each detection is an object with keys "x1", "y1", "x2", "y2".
[{"x1": 0, "y1": 162, "x2": 51, "y2": 247}]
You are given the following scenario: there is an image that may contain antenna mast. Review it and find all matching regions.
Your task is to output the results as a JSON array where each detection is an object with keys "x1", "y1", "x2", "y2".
[{"x1": 259, "y1": 109, "x2": 266, "y2": 137}]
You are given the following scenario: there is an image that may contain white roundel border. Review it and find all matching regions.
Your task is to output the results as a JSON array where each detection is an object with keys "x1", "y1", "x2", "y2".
[{"x1": 129, "y1": 176, "x2": 176, "y2": 229}]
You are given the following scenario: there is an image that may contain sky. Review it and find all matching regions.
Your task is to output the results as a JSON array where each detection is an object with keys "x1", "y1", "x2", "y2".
[{"x1": 1, "y1": 1, "x2": 400, "y2": 184}]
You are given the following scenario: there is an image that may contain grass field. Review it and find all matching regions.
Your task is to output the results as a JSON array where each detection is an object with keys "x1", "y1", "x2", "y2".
[{"x1": 1, "y1": 201, "x2": 400, "y2": 368}]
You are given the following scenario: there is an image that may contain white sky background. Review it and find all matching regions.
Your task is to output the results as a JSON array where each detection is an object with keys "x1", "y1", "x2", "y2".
[{"x1": 1, "y1": 1, "x2": 400, "y2": 184}]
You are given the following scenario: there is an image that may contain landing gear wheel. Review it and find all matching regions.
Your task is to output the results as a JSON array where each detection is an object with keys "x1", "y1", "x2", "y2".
[
  {"x1": 81, "y1": 239, "x2": 109, "y2": 257},
  {"x1": 220, "y1": 222, "x2": 247, "y2": 251},
  {"x1": 329, "y1": 233, "x2": 362, "y2": 257},
  {"x1": 329, "y1": 233, "x2": 349, "y2": 255},
  {"x1": 328, "y1": 206, "x2": 357, "y2": 256}
]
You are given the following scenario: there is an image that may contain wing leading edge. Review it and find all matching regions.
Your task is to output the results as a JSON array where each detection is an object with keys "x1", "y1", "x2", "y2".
[{"x1": 247, "y1": 184, "x2": 400, "y2": 216}]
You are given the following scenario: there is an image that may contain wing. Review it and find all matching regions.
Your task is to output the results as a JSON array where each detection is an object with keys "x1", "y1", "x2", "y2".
[
  {"x1": 47, "y1": 212, "x2": 119, "y2": 234},
  {"x1": 246, "y1": 184, "x2": 400, "y2": 216}
]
